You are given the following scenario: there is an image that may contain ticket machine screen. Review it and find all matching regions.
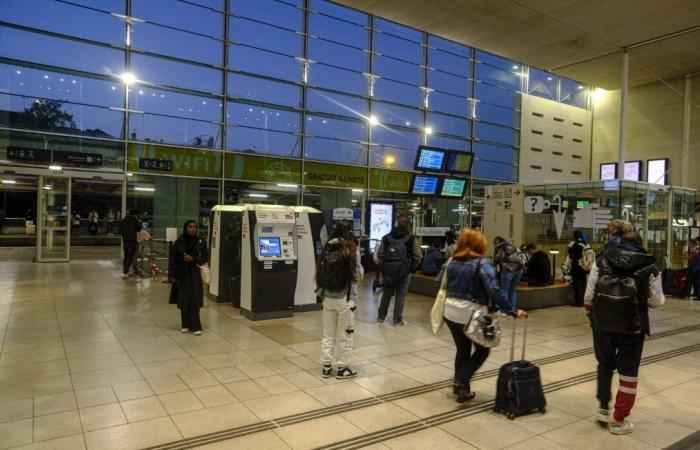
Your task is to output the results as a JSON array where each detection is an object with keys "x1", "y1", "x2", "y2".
[{"x1": 259, "y1": 237, "x2": 281, "y2": 258}]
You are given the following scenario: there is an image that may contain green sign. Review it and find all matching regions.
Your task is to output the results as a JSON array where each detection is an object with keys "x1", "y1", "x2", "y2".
[
  {"x1": 225, "y1": 153, "x2": 301, "y2": 184},
  {"x1": 370, "y1": 168, "x2": 412, "y2": 193},
  {"x1": 127, "y1": 143, "x2": 221, "y2": 178},
  {"x1": 303, "y1": 161, "x2": 367, "y2": 189}
]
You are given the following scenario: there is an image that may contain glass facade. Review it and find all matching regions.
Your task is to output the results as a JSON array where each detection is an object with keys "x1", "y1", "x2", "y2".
[{"x1": 0, "y1": 0, "x2": 591, "y2": 229}]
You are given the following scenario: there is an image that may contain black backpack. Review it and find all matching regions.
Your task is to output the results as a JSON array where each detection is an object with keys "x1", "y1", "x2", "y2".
[
  {"x1": 592, "y1": 258, "x2": 643, "y2": 334},
  {"x1": 317, "y1": 245, "x2": 351, "y2": 293},
  {"x1": 381, "y1": 235, "x2": 411, "y2": 286}
]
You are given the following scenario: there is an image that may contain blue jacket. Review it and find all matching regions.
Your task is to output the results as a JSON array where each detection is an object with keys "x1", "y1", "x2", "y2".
[
  {"x1": 436, "y1": 258, "x2": 515, "y2": 316},
  {"x1": 604, "y1": 233, "x2": 623, "y2": 251},
  {"x1": 421, "y1": 248, "x2": 442, "y2": 274}
]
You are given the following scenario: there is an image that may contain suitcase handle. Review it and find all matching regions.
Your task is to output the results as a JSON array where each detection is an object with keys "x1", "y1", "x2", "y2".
[{"x1": 510, "y1": 315, "x2": 528, "y2": 362}]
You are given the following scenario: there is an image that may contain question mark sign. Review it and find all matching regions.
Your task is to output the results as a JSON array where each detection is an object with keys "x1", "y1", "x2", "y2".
[{"x1": 530, "y1": 197, "x2": 538, "y2": 212}]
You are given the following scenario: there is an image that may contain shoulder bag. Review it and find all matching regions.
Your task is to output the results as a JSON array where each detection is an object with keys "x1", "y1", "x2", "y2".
[
  {"x1": 463, "y1": 258, "x2": 502, "y2": 347},
  {"x1": 430, "y1": 258, "x2": 451, "y2": 334}
]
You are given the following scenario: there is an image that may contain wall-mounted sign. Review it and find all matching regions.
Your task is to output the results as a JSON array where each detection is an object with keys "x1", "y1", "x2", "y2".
[
  {"x1": 600, "y1": 163, "x2": 617, "y2": 180},
  {"x1": 139, "y1": 158, "x2": 172, "y2": 171},
  {"x1": 332, "y1": 208, "x2": 353, "y2": 221},
  {"x1": 7, "y1": 147, "x2": 103, "y2": 166},
  {"x1": 623, "y1": 161, "x2": 642, "y2": 181},
  {"x1": 647, "y1": 158, "x2": 669, "y2": 185},
  {"x1": 303, "y1": 161, "x2": 366, "y2": 189},
  {"x1": 416, "y1": 226, "x2": 450, "y2": 237}
]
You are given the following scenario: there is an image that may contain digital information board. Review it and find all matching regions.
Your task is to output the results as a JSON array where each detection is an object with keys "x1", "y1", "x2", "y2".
[
  {"x1": 369, "y1": 203, "x2": 394, "y2": 252},
  {"x1": 411, "y1": 175, "x2": 439, "y2": 195},
  {"x1": 446, "y1": 152, "x2": 474, "y2": 174},
  {"x1": 623, "y1": 161, "x2": 642, "y2": 181},
  {"x1": 647, "y1": 159, "x2": 668, "y2": 185},
  {"x1": 600, "y1": 163, "x2": 617, "y2": 180},
  {"x1": 415, "y1": 147, "x2": 446, "y2": 171},
  {"x1": 440, "y1": 177, "x2": 467, "y2": 198}
]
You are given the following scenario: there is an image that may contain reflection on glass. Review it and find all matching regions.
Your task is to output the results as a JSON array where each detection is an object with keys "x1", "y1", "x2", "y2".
[
  {"x1": 37, "y1": 176, "x2": 70, "y2": 261},
  {"x1": 528, "y1": 68, "x2": 557, "y2": 100}
]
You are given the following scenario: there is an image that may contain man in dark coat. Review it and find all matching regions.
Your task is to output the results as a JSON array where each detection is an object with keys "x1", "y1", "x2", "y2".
[
  {"x1": 524, "y1": 244, "x2": 552, "y2": 286},
  {"x1": 120, "y1": 209, "x2": 141, "y2": 278}
]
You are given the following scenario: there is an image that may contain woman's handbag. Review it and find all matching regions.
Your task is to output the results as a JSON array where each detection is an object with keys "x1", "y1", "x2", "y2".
[
  {"x1": 464, "y1": 307, "x2": 502, "y2": 348},
  {"x1": 199, "y1": 263, "x2": 211, "y2": 285},
  {"x1": 430, "y1": 258, "x2": 451, "y2": 334}
]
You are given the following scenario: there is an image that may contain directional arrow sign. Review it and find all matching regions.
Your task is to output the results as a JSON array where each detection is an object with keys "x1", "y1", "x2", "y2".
[
  {"x1": 553, "y1": 211, "x2": 566, "y2": 239},
  {"x1": 573, "y1": 203, "x2": 613, "y2": 230}
]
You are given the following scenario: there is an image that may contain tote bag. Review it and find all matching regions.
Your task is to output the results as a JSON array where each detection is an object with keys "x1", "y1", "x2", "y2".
[{"x1": 430, "y1": 258, "x2": 451, "y2": 334}]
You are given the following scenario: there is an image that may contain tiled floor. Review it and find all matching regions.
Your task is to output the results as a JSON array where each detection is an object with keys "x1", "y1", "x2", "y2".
[{"x1": 1, "y1": 250, "x2": 699, "y2": 449}]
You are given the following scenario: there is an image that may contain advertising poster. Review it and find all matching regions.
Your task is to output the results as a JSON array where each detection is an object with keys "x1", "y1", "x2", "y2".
[{"x1": 369, "y1": 203, "x2": 393, "y2": 252}]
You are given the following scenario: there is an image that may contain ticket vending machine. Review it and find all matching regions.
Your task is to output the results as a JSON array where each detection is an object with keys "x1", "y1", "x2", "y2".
[
  {"x1": 241, "y1": 205, "x2": 298, "y2": 320},
  {"x1": 291, "y1": 206, "x2": 327, "y2": 311},
  {"x1": 208, "y1": 205, "x2": 245, "y2": 306}
]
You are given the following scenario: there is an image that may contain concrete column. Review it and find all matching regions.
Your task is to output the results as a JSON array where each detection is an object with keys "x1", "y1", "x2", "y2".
[
  {"x1": 618, "y1": 51, "x2": 629, "y2": 179},
  {"x1": 682, "y1": 75, "x2": 692, "y2": 187}
]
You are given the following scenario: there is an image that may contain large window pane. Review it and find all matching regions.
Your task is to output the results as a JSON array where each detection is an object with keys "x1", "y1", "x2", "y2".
[
  {"x1": 475, "y1": 50, "x2": 519, "y2": 72},
  {"x1": 426, "y1": 112, "x2": 469, "y2": 137},
  {"x1": 0, "y1": 27, "x2": 124, "y2": 76},
  {"x1": 429, "y1": 91, "x2": 467, "y2": 116},
  {"x1": 228, "y1": 45, "x2": 299, "y2": 82},
  {"x1": 475, "y1": 102, "x2": 519, "y2": 128},
  {"x1": 426, "y1": 134, "x2": 470, "y2": 152},
  {"x1": 131, "y1": 54, "x2": 222, "y2": 93},
  {"x1": 307, "y1": 89, "x2": 367, "y2": 119},
  {"x1": 374, "y1": 19, "x2": 422, "y2": 43},
  {"x1": 308, "y1": 64, "x2": 365, "y2": 96},
  {"x1": 473, "y1": 159, "x2": 517, "y2": 181},
  {"x1": 129, "y1": 113, "x2": 221, "y2": 148},
  {"x1": 371, "y1": 102, "x2": 420, "y2": 128},
  {"x1": 70, "y1": 0, "x2": 125, "y2": 13},
  {"x1": 308, "y1": 13, "x2": 367, "y2": 46},
  {"x1": 475, "y1": 63, "x2": 521, "y2": 91},
  {"x1": 474, "y1": 83, "x2": 519, "y2": 109},
  {"x1": 230, "y1": 0, "x2": 302, "y2": 30},
  {"x1": 370, "y1": 144, "x2": 415, "y2": 170},
  {"x1": 305, "y1": 137, "x2": 366, "y2": 164},
  {"x1": 3, "y1": 95, "x2": 123, "y2": 138},
  {"x1": 560, "y1": 78, "x2": 587, "y2": 108},
  {"x1": 229, "y1": 17, "x2": 302, "y2": 56},
  {"x1": 373, "y1": 32, "x2": 422, "y2": 64},
  {"x1": 227, "y1": 126, "x2": 300, "y2": 157},
  {"x1": 309, "y1": 0, "x2": 368, "y2": 26},
  {"x1": 133, "y1": 0, "x2": 223, "y2": 36},
  {"x1": 130, "y1": 87, "x2": 221, "y2": 122},
  {"x1": 0, "y1": 63, "x2": 123, "y2": 109},
  {"x1": 473, "y1": 122, "x2": 518, "y2": 146},
  {"x1": 428, "y1": 70, "x2": 470, "y2": 97},
  {"x1": 373, "y1": 56, "x2": 421, "y2": 85},
  {"x1": 308, "y1": 39, "x2": 367, "y2": 71},
  {"x1": 227, "y1": 103, "x2": 299, "y2": 134},
  {"x1": 131, "y1": 22, "x2": 222, "y2": 65},
  {"x1": 528, "y1": 68, "x2": 557, "y2": 100},
  {"x1": 474, "y1": 142, "x2": 517, "y2": 164},
  {"x1": 429, "y1": 36, "x2": 470, "y2": 58},
  {"x1": 306, "y1": 115, "x2": 365, "y2": 142},
  {"x1": 228, "y1": 73, "x2": 300, "y2": 108},
  {"x1": 373, "y1": 78, "x2": 420, "y2": 107},
  {"x1": 428, "y1": 50, "x2": 469, "y2": 76},
  {"x1": 1, "y1": 0, "x2": 125, "y2": 45},
  {"x1": 371, "y1": 126, "x2": 420, "y2": 154}
]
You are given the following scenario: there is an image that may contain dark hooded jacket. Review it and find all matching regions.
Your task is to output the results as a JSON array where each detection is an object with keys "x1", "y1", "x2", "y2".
[
  {"x1": 373, "y1": 227, "x2": 422, "y2": 272},
  {"x1": 169, "y1": 222, "x2": 209, "y2": 309}
]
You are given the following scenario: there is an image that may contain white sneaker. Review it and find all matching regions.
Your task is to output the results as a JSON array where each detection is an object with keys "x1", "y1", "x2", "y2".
[
  {"x1": 609, "y1": 419, "x2": 634, "y2": 435},
  {"x1": 121, "y1": 273, "x2": 129, "y2": 279},
  {"x1": 181, "y1": 328, "x2": 189, "y2": 333},
  {"x1": 193, "y1": 330, "x2": 202, "y2": 336},
  {"x1": 596, "y1": 408, "x2": 609, "y2": 424}
]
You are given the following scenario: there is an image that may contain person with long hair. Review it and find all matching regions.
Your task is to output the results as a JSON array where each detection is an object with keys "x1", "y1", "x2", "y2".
[
  {"x1": 316, "y1": 222, "x2": 361, "y2": 379},
  {"x1": 437, "y1": 228, "x2": 527, "y2": 403},
  {"x1": 169, "y1": 220, "x2": 209, "y2": 335}
]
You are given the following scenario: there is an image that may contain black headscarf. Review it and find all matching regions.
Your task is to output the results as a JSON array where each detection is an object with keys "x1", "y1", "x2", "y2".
[{"x1": 179, "y1": 220, "x2": 199, "y2": 254}]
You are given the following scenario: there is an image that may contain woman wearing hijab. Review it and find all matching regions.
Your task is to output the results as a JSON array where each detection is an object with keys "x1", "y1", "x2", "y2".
[{"x1": 169, "y1": 220, "x2": 209, "y2": 335}]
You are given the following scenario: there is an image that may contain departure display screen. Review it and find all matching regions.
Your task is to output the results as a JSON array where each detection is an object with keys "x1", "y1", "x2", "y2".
[
  {"x1": 411, "y1": 175, "x2": 439, "y2": 196},
  {"x1": 440, "y1": 177, "x2": 467, "y2": 198},
  {"x1": 445, "y1": 152, "x2": 474, "y2": 174},
  {"x1": 414, "y1": 147, "x2": 446, "y2": 171},
  {"x1": 258, "y1": 237, "x2": 281, "y2": 258}
]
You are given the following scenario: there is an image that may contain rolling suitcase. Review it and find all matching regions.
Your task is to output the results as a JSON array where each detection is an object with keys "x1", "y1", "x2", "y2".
[{"x1": 494, "y1": 316, "x2": 546, "y2": 419}]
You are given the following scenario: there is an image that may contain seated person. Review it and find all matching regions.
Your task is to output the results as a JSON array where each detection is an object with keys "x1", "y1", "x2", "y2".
[
  {"x1": 524, "y1": 243, "x2": 552, "y2": 286},
  {"x1": 421, "y1": 239, "x2": 443, "y2": 276}
]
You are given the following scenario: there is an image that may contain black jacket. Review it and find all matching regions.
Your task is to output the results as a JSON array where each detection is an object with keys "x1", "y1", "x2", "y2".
[
  {"x1": 169, "y1": 236, "x2": 209, "y2": 309},
  {"x1": 120, "y1": 215, "x2": 141, "y2": 242},
  {"x1": 526, "y1": 251, "x2": 552, "y2": 285}
]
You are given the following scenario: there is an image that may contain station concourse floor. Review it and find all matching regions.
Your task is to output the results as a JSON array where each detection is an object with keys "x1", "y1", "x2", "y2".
[{"x1": 1, "y1": 248, "x2": 700, "y2": 449}]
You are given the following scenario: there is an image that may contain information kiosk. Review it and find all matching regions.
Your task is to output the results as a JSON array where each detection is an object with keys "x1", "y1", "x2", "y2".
[
  {"x1": 208, "y1": 205, "x2": 245, "y2": 306},
  {"x1": 291, "y1": 206, "x2": 327, "y2": 311},
  {"x1": 241, "y1": 205, "x2": 298, "y2": 320}
]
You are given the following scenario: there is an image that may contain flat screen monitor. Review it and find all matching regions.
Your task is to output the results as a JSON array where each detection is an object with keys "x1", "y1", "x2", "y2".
[
  {"x1": 414, "y1": 146, "x2": 446, "y2": 171},
  {"x1": 445, "y1": 151, "x2": 474, "y2": 174},
  {"x1": 576, "y1": 199, "x2": 590, "y2": 209},
  {"x1": 411, "y1": 174, "x2": 440, "y2": 196},
  {"x1": 368, "y1": 202, "x2": 394, "y2": 253},
  {"x1": 647, "y1": 158, "x2": 668, "y2": 185},
  {"x1": 440, "y1": 177, "x2": 467, "y2": 198},
  {"x1": 624, "y1": 160, "x2": 642, "y2": 181},
  {"x1": 600, "y1": 163, "x2": 617, "y2": 180},
  {"x1": 258, "y1": 237, "x2": 281, "y2": 258}
]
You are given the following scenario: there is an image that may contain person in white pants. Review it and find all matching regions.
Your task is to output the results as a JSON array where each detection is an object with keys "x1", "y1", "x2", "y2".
[{"x1": 318, "y1": 222, "x2": 363, "y2": 379}]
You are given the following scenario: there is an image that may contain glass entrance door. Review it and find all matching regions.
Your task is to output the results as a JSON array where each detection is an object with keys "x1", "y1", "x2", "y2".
[{"x1": 36, "y1": 176, "x2": 71, "y2": 262}]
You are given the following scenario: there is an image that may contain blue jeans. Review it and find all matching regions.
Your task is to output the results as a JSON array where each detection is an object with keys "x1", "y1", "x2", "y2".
[
  {"x1": 500, "y1": 269, "x2": 523, "y2": 311},
  {"x1": 378, "y1": 275, "x2": 411, "y2": 323}
]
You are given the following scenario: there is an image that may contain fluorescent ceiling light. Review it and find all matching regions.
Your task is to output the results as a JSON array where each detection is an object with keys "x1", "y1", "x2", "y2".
[
  {"x1": 49, "y1": 165, "x2": 62, "y2": 171},
  {"x1": 42, "y1": 186, "x2": 52, "y2": 190},
  {"x1": 277, "y1": 183, "x2": 298, "y2": 188},
  {"x1": 368, "y1": 115, "x2": 379, "y2": 126},
  {"x1": 1, "y1": 179, "x2": 17, "y2": 184},
  {"x1": 248, "y1": 193, "x2": 268, "y2": 198},
  {"x1": 424, "y1": 127, "x2": 434, "y2": 135},
  {"x1": 126, "y1": 172, "x2": 134, "y2": 177},
  {"x1": 134, "y1": 186, "x2": 155, "y2": 192},
  {"x1": 351, "y1": 189, "x2": 363, "y2": 193}
]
